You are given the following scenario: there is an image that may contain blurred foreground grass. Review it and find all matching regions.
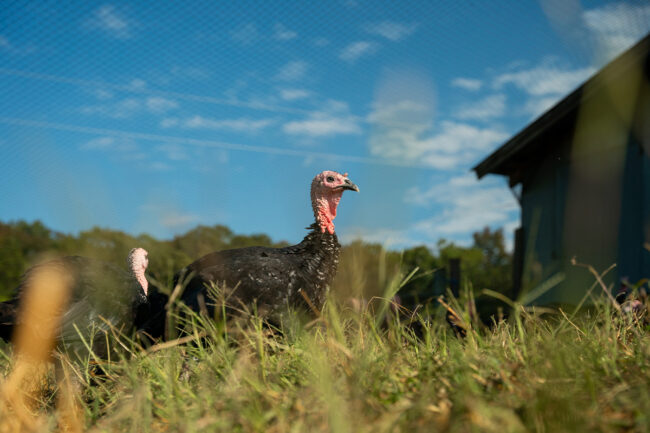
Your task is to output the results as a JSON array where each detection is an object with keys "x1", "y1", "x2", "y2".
[{"x1": 0, "y1": 291, "x2": 649, "y2": 433}]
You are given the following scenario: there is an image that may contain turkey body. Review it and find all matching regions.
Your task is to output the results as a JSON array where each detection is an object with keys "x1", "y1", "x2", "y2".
[
  {"x1": 179, "y1": 223, "x2": 340, "y2": 317},
  {"x1": 0, "y1": 254, "x2": 148, "y2": 358},
  {"x1": 164, "y1": 170, "x2": 358, "y2": 326},
  {"x1": 134, "y1": 285, "x2": 169, "y2": 343}
]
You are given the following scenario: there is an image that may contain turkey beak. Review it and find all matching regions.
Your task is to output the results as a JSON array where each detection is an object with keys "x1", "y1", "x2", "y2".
[{"x1": 341, "y1": 178, "x2": 360, "y2": 192}]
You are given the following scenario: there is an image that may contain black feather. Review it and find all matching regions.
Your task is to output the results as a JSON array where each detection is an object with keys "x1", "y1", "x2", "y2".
[
  {"x1": 176, "y1": 222, "x2": 340, "y2": 318},
  {"x1": 134, "y1": 285, "x2": 169, "y2": 343},
  {"x1": 0, "y1": 256, "x2": 147, "y2": 357}
]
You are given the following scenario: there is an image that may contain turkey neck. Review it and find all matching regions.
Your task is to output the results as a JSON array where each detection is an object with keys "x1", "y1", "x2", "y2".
[
  {"x1": 128, "y1": 259, "x2": 148, "y2": 298},
  {"x1": 307, "y1": 185, "x2": 344, "y2": 293},
  {"x1": 312, "y1": 189, "x2": 343, "y2": 235},
  {"x1": 134, "y1": 271, "x2": 148, "y2": 297},
  {"x1": 124, "y1": 263, "x2": 149, "y2": 304},
  {"x1": 294, "y1": 223, "x2": 341, "y2": 307}
]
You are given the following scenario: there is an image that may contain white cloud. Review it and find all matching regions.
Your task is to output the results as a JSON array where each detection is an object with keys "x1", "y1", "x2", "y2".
[
  {"x1": 524, "y1": 95, "x2": 562, "y2": 118},
  {"x1": 140, "y1": 203, "x2": 199, "y2": 229},
  {"x1": 344, "y1": 174, "x2": 519, "y2": 249},
  {"x1": 493, "y1": 62, "x2": 596, "y2": 96},
  {"x1": 321, "y1": 99, "x2": 351, "y2": 113},
  {"x1": 340, "y1": 226, "x2": 417, "y2": 249},
  {"x1": 453, "y1": 94, "x2": 506, "y2": 121},
  {"x1": 583, "y1": 3, "x2": 650, "y2": 61},
  {"x1": 146, "y1": 97, "x2": 178, "y2": 113},
  {"x1": 275, "y1": 60, "x2": 309, "y2": 81},
  {"x1": 148, "y1": 161, "x2": 172, "y2": 171},
  {"x1": 79, "y1": 136, "x2": 138, "y2": 153},
  {"x1": 127, "y1": 78, "x2": 147, "y2": 90},
  {"x1": 81, "y1": 95, "x2": 178, "y2": 118},
  {"x1": 415, "y1": 187, "x2": 518, "y2": 236},
  {"x1": 368, "y1": 100, "x2": 508, "y2": 169},
  {"x1": 273, "y1": 23, "x2": 297, "y2": 40},
  {"x1": 84, "y1": 5, "x2": 134, "y2": 40},
  {"x1": 366, "y1": 100, "x2": 431, "y2": 130},
  {"x1": 339, "y1": 41, "x2": 379, "y2": 62},
  {"x1": 93, "y1": 89, "x2": 114, "y2": 100},
  {"x1": 164, "y1": 115, "x2": 275, "y2": 132},
  {"x1": 283, "y1": 100, "x2": 362, "y2": 137},
  {"x1": 81, "y1": 98, "x2": 141, "y2": 118},
  {"x1": 427, "y1": 122, "x2": 508, "y2": 157},
  {"x1": 406, "y1": 173, "x2": 484, "y2": 206},
  {"x1": 80, "y1": 136, "x2": 116, "y2": 150},
  {"x1": 451, "y1": 77, "x2": 483, "y2": 91},
  {"x1": 160, "y1": 212, "x2": 198, "y2": 228},
  {"x1": 156, "y1": 143, "x2": 189, "y2": 161},
  {"x1": 491, "y1": 58, "x2": 597, "y2": 120},
  {"x1": 280, "y1": 88, "x2": 311, "y2": 101},
  {"x1": 160, "y1": 118, "x2": 179, "y2": 128},
  {"x1": 313, "y1": 37, "x2": 330, "y2": 47},
  {"x1": 283, "y1": 115, "x2": 362, "y2": 137},
  {"x1": 230, "y1": 23, "x2": 259, "y2": 45},
  {"x1": 363, "y1": 21, "x2": 418, "y2": 41},
  {"x1": 406, "y1": 173, "x2": 519, "y2": 243}
]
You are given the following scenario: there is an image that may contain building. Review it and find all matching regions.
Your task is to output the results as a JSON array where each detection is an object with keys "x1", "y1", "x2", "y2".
[{"x1": 474, "y1": 34, "x2": 650, "y2": 305}]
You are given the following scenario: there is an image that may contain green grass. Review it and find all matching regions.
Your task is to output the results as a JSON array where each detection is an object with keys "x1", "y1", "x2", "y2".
[{"x1": 1, "y1": 291, "x2": 650, "y2": 433}]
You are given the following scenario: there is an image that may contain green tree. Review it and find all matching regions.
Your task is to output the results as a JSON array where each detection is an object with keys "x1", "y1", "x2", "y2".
[
  {"x1": 400, "y1": 245, "x2": 440, "y2": 303},
  {"x1": 332, "y1": 241, "x2": 401, "y2": 301},
  {"x1": 0, "y1": 221, "x2": 58, "y2": 298},
  {"x1": 0, "y1": 219, "x2": 512, "y2": 312},
  {"x1": 470, "y1": 227, "x2": 512, "y2": 296}
]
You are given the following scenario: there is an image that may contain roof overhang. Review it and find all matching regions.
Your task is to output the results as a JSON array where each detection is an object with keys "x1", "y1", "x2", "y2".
[{"x1": 473, "y1": 32, "x2": 650, "y2": 181}]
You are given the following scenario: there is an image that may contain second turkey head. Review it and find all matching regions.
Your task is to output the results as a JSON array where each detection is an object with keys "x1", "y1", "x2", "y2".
[
  {"x1": 311, "y1": 170, "x2": 359, "y2": 234},
  {"x1": 128, "y1": 247, "x2": 149, "y2": 296}
]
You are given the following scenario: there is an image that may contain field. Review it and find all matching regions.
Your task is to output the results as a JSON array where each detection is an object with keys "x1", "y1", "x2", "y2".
[{"x1": 1, "y1": 281, "x2": 649, "y2": 433}]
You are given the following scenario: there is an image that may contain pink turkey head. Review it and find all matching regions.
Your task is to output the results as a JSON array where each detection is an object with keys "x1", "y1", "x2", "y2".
[
  {"x1": 128, "y1": 247, "x2": 149, "y2": 296},
  {"x1": 310, "y1": 170, "x2": 359, "y2": 234}
]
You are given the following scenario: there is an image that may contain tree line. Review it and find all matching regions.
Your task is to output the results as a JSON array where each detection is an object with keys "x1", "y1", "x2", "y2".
[{"x1": 0, "y1": 220, "x2": 513, "y2": 314}]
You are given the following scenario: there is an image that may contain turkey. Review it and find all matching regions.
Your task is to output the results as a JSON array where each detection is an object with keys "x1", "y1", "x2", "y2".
[
  {"x1": 0, "y1": 248, "x2": 150, "y2": 358},
  {"x1": 175, "y1": 170, "x2": 359, "y2": 321}
]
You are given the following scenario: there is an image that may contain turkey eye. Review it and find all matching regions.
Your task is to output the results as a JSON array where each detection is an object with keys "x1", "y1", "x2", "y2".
[{"x1": 326, "y1": 176, "x2": 334, "y2": 182}]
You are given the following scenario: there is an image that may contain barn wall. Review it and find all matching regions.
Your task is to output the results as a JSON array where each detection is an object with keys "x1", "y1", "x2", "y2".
[
  {"x1": 518, "y1": 53, "x2": 650, "y2": 305},
  {"x1": 639, "y1": 67, "x2": 650, "y2": 280},
  {"x1": 617, "y1": 138, "x2": 644, "y2": 286},
  {"x1": 519, "y1": 152, "x2": 564, "y2": 303}
]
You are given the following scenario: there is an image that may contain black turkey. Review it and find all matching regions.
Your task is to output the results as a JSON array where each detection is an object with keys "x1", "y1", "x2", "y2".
[
  {"x1": 176, "y1": 170, "x2": 359, "y2": 320},
  {"x1": 0, "y1": 248, "x2": 150, "y2": 358}
]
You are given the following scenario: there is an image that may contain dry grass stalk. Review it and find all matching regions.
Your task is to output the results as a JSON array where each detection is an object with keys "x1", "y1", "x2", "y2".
[{"x1": 0, "y1": 263, "x2": 83, "y2": 433}]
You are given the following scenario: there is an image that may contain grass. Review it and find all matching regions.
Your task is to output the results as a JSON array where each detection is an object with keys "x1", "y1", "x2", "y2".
[{"x1": 1, "y1": 283, "x2": 650, "y2": 433}]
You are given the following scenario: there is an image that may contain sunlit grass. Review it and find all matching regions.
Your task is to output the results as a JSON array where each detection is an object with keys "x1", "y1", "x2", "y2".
[{"x1": 1, "y1": 278, "x2": 649, "y2": 432}]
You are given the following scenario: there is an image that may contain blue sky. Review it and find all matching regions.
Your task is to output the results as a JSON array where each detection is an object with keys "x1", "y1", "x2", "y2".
[{"x1": 1, "y1": 1, "x2": 649, "y2": 251}]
